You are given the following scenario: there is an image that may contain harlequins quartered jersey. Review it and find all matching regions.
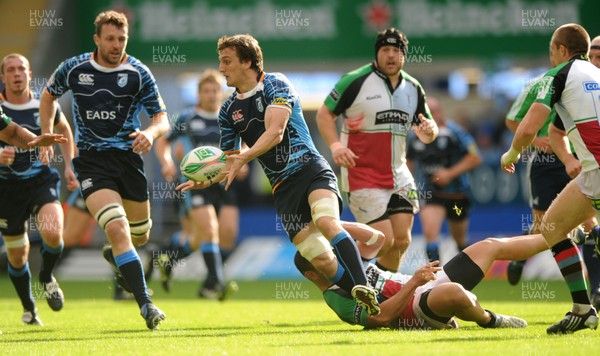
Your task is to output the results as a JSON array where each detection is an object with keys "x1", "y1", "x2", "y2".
[
  {"x1": 46, "y1": 52, "x2": 166, "y2": 151},
  {"x1": 0, "y1": 93, "x2": 60, "y2": 180},
  {"x1": 406, "y1": 121, "x2": 478, "y2": 194},
  {"x1": 219, "y1": 72, "x2": 322, "y2": 191},
  {"x1": 536, "y1": 56, "x2": 600, "y2": 172},
  {"x1": 324, "y1": 63, "x2": 432, "y2": 192}
]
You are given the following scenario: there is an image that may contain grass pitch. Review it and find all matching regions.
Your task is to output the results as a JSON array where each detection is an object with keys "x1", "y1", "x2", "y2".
[{"x1": 0, "y1": 279, "x2": 599, "y2": 355}]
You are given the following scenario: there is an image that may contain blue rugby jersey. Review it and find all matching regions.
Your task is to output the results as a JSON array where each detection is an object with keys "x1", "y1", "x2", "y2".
[
  {"x1": 46, "y1": 52, "x2": 166, "y2": 151},
  {"x1": 167, "y1": 107, "x2": 221, "y2": 153},
  {"x1": 219, "y1": 72, "x2": 322, "y2": 191},
  {"x1": 0, "y1": 93, "x2": 61, "y2": 180}
]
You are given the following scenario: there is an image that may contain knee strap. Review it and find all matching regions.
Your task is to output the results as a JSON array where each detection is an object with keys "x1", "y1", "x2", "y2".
[
  {"x1": 129, "y1": 218, "x2": 152, "y2": 237},
  {"x1": 310, "y1": 196, "x2": 340, "y2": 224},
  {"x1": 94, "y1": 204, "x2": 127, "y2": 231},
  {"x1": 3, "y1": 233, "x2": 29, "y2": 249},
  {"x1": 296, "y1": 232, "x2": 332, "y2": 261}
]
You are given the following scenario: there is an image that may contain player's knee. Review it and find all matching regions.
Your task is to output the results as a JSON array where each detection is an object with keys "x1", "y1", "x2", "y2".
[
  {"x1": 130, "y1": 218, "x2": 152, "y2": 246},
  {"x1": 310, "y1": 196, "x2": 340, "y2": 236},
  {"x1": 296, "y1": 232, "x2": 334, "y2": 273},
  {"x1": 95, "y1": 204, "x2": 128, "y2": 238},
  {"x1": 393, "y1": 233, "x2": 411, "y2": 252},
  {"x1": 5, "y1": 234, "x2": 29, "y2": 267},
  {"x1": 40, "y1": 230, "x2": 62, "y2": 248},
  {"x1": 448, "y1": 283, "x2": 476, "y2": 309}
]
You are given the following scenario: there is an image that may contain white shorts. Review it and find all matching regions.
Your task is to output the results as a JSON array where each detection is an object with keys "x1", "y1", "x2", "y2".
[
  {"x1": 575, "y1": 169, "x2": 600, "y2": 220},
  {"x1": 410, "y1": 270, "x2": 458, "y2": 330},
  {"x1": 348, "y1": 182, "x2": 420, "y2": 224}
]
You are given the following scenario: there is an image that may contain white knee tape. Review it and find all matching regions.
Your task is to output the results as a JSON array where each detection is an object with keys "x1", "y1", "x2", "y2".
[
  {"x1": 3, "y1": 233, "x2": 29, "y2": 249},
  {"x1": 365, "y1": 232, "x2": 379, "y2": 246},
  {"x1": 296, "y1": 232, "x2": 332, "y2": 261},
  {"x1": 94, "y1": 204, "x2": 127, "y2": 231},
  {"x1": 310, "y1": 196, "x2": 340, "y2": 224},
  {"x1": 129, "y1": 218, "x2": 152, "y2": 237}
]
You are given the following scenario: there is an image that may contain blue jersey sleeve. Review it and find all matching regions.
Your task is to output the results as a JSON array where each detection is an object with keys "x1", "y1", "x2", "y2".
[
  {"x1": 450, "y1": 122, "x2": 478, "y2": 156},
  {"x1": 46, "y1": 56, "x2": 79, "y2": 98},
  {"x1": 166, "y1": 112, "x2": 187, "y2": 143},
  {"x1": 219, "y1": 96, "x2": 241, "y2": 153},
  {"x1": 264, "y1": 73, "x2": 296, "y2": 112},
  {"x1": 53, "y1": 102, "x2": 62, "y2": 126},
  {"x1": 137, "y1": 63, "x2": 166, "y2": 118}
]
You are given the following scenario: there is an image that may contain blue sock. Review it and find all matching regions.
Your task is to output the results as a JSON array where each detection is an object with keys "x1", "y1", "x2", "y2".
[
  {"x1": 583, "y1": 243, "x2": 600, "y2": 294},
  {"x1": 329, "y1": 231, "x2": 367, "y2": 292},
  {"x1": 201, "y1": 242, "x2": 224, "y2": 290},
  {"x1": 8, "y1": 261, "x2": 35, "y2": 311},
  {"x1": 40, "y1": 240, "x2": 64, "y2": 283},
  {"x1": 426, "y1": 241, "x2": 440, "y2": 262},
  {"x1": 115, "y1": 249, "x2": 151, "y2": 308}
]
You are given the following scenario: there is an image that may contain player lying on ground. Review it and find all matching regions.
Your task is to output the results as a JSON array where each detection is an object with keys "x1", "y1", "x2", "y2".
[{"x1": 295, "y1": 228, "x2": 563, "y2": 329}]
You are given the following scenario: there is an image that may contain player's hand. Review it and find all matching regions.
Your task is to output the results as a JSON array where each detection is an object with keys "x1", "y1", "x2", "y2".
[
  {"x1": 27, "y1": 133, "x2": 67, "y2": 148},
  {"x1": 533, "y1": 136, "x2": 553, "y2": 154},
  {"x1": 330, "y1": 142, "x2": 359, "y2": 168},
  {"x1": 38, "y1": 146, "x2": 54, "y2": 165},
  {"x1": 129, "y1": 130, "x2": 154, "y2": 155},
  {"x1": 64, "y1": 166, "x2": 79, "y2": 191},
  {"x1": 412, "y1": 261, "x2": 442, "y2": 286},
  {"x1": 176, "y1": 180, "x2": 211, "y2": 191},
  {"x1": 501, "y1": 147, "x2": 521, "y2": 174},
  {"x1": 236, "y1": 163, "x2": 250, "y2": 181},
  {"x1": 413, "y1": 114, "x2": 436, "y2": 137},
  {"x1": 564, "y1": 156, "x2": 582, "y2": 179},
  {"x1": 0, "y1": 146, "x2": 15, "y2": 165},
  {"x1": 161, "y1": 159, "x2": 178, "y2": 182},
  {"x1": 432, "y1": 168, "x2": 453, "y2": 187},
  {"x1": 223, "y1": 154, "x2": 248, "y2": 190}
]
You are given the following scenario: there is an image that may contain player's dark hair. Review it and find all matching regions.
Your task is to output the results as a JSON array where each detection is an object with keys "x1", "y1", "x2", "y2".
[
  {"x1": 293, "y1": 251, "x2": 317, "y2": 276},
  {"x1": 552, "y1": 23, "x2": 590, "y2": 57},
  {"x1": 374, "y1": 28, "x2": 409, "y2": 57},
  {"x1": 197, "y1": 69, "x2": 224, "y2": 92},
  {"x1": 217, "y1": 34, "x2": 264, "y2": 72},
  {"x1": 94, "y1": 10, "x2": 128, "y2": 36},
  {"x1": 0, "y1": 53, "x2": 29, "y2": 74}
]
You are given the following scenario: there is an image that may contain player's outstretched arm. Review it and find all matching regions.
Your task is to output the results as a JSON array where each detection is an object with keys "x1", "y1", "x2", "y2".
[
  {"x1": 316, "y1": 104, "x2": 359, "y2": 168},
  {"x1": 38, "y1": 89, "x2": 61, "y2": 163},
  {"x1": 0, "y1": 121, "x2": 65, "y2": 149},
  {"x1": 130, "y1": 112, "x2": 170, "y2": 155},
  {"x1": 548, "y1": 123, "x2": 581, "y2": 178},
  {"x1": 340, "y1": 221, "x2": 385, "y2": 260},
  {"x1": 55, "y1": 112, "x2": 78, "y2": 190}
]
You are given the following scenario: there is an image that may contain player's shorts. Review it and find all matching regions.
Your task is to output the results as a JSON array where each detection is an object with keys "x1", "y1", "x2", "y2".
[
  {"x1": 0, "y1": 169, "x2": 60, "y2": 235},
  {"x1": 424, "y1": 193, "x2": 471, "y2": 221},
  {"x1": 576, "y1": 169, "x2": 600, "y2": 214},
  {"x1": 272, "y1": 157, "x2": 341, "y2": 241},
  {"x1": 528, "y1": 152, "x2": 570, "y2": 211},
  {"x1": 73, "y1": 150, "x2": 148, "y2": 202},
  {"x1": 66, "y1": 189, "x2": 89, "y2": 213},
  {"x1": 348, "y1": 182, "x2": 420, "y2": 224},
  {"x1": 184, "y1": 181, "x2": 238, "y2": 212}
]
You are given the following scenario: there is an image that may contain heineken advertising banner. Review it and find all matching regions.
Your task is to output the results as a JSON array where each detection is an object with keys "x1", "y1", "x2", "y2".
[{"x1": 77, "y1": 0, "x2": 600, "y2": 62}]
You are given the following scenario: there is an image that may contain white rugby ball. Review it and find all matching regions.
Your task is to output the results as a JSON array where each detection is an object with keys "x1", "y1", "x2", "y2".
[{"x1": 180, "y1": 146, "x2": 226, "y2": 182}]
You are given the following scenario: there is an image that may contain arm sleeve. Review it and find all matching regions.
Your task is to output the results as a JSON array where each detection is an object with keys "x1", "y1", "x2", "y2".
[
  {"x1": 454, "y1": 123, "x2": 478, "y2": 156},
  {"x1": 264, "y1": 74, "x2": 295, "y2": 113},
  {"x1": 166, "y1": 113, "x2": 185, "y2": 143},
  {"x1": 413, "y1": 84, "x2": 432, "y2": 125},
  {"x1": 138, "y1": 65, "x2": 167, "y2": 117},
  {"x1": 46, "y1": 60, "x2": 72, "y2": 99},
  {"x1": 218, "y1": 101, "x2": 240, "y2": 153},
  {"x1": 535, "y1": 66, "x2": 567, "y2": 109}
]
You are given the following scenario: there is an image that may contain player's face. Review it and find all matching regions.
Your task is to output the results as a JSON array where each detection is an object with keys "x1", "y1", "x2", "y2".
[
  {"x1": 376, "y1": 45, "x2": 404, "y2": 77},
  {"x1": 590, "y1": 47, "x2": 600, "y2": 69},
  {"x1": 1, "y1": 56, "x2": 31, "y2": 95},
  {"x1": 218, "y1": 47, "x2": 247, "y2": 89},
  {"x1": 198, "y1": 82, "x2": 222, "y2": 112},
  {"x1": 94, "y1": 24, "x2": 128, "y2": 67}
]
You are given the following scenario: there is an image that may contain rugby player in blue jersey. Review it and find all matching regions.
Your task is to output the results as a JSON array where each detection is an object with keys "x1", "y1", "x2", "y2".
[
  {"x1": 0, "y1": 54, "x2": 75, "y2": 325},
  {"x1": 39, "y1": 10, "x2": 168, "y2": 330},
  {"x1": 178, "y1": 34, "x2": 381, "y2": 316}
]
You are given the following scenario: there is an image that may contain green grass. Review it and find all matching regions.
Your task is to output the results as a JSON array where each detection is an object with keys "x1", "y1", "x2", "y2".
[{"x1": 0, "y1": 279, "x2": 599, "y2": 355}]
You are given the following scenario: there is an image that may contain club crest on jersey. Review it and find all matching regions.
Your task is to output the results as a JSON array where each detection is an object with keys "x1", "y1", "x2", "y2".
[
  {"x1": 232, "y1": 109, "x2": 244, "y2": 122},
  {"x1": 117, "y1": 73, "x2": 128, "y2": 88},
  {"x1": 256, "y1": 97, "x2": 264, "y2": 112}
]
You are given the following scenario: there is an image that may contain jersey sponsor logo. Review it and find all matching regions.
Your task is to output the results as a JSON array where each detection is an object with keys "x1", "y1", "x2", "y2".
[
  {"x1": 117, "y1": 73, "x2": 128, "y2": 88},
  {"x1": 78, "y1": 73, "x2": 94, "y2": 86},
  {"x1": 81, "y1": 178, "x2": 93, "y2": 190},
  {"x1": 256, "y1": 97, "x2": 264, "y2": 112},
  {"x1": 86, "y1": 110, "x2": 116, "y2": 120},
  {"x1": 232, "y1": 109, "x2": 244, "y2": 122},
  {"x1": 374, "y1": 109, "x2": 409, "y2": 125},
  {"x1": 366, "y1": 94, "x2": 382, "y2": 100},
  {"x1": 583, "y1": 82, "x2": 600, "y2": 92},
  {"x1": 272, "y1": 97, "x2": 289, "y2": 106},
  {"x1": 329, "y1": 88, "x2": 340, "y2": 102}
]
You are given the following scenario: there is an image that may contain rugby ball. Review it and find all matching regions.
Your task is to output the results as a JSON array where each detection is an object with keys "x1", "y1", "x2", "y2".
[{"x1": 180, "y1": 146, "x2": 227, "y2": 182}]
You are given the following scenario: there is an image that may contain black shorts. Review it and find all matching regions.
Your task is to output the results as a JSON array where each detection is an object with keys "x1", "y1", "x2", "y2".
[
  {"x1": 425, "y1": 194, "x2": 471, "y2": 221},
  {"x1": 0, "y1": 169, "x2": 60, "y2": 235},
  {"x1": 66, "y1": 189, "x2": 89, "y2": 213},
  {"x1": 529, "y1": 153, "x2": 570, "y2": 211},
  {"x1": 73, "y1": 150, "x2": 148, "y2": 202},
  {"x1": 272, "y1": 157, "x2": 341, "y2": 240},
  {"x1": 183, "y1": 181, "x2": 238, "y2": 213}
]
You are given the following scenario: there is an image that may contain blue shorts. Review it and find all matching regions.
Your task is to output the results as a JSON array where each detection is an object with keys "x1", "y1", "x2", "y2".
[
  {"x1": 272, "y1": 157, "x2": 341, "y2": 240},
  {"x1": 73, "y1": 150, "x2": 148, "y2": 202},
  {"x1": 183, "y1": 181, "x2": 239, "y2": 213},
  {"x1": 0, "y1": 169, "x2": 60, "y2": 235},
  {"x1": 529, "y1": 152, "x2": 570, "y2": 211}
]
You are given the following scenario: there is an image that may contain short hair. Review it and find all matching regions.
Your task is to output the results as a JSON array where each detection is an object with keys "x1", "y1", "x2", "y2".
[
  {"x1": 94, "y1": 10, "x2": 128, "y2": 36},
  {"x1": 552, "y1": 23, "x2": 590, "y2": 56},
  {"x1": 217, "y1": 34, "x2": 263, "y2": 72},
  {"x1": 197, "y1": 69, "x2": 224, "y2": 92},
  {"x1": 0, "y1": 53, "x2": 29, "y2": 74},
  {"x1": 293, "y1": 251, "x2": 317, "y2": 276}
]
